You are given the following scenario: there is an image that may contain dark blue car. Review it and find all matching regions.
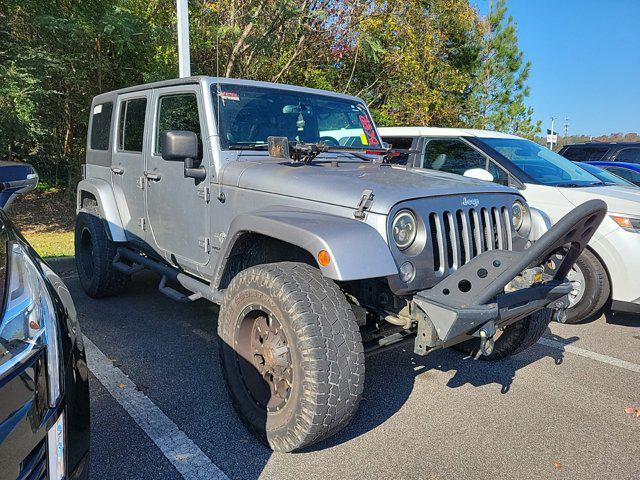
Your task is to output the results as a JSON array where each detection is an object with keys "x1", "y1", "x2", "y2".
[
  {"x1": 0, "y1": 161, "x2": 38, "y2": 209},
  {"x1": 585, "y1": 161, "x2": 640, "y2": 186}
]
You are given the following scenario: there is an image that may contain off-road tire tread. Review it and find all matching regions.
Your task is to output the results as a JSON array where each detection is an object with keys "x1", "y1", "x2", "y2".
[
  {"x1": 75, "y1": 200, "x2": 129, "y2": 298},
  {"x1": 564, "y1": 249, "x2": 610, "y2": 324},
  {"x1": 218, "y1": 262, "x2": 365, "y2": 452},
  {"x1": 455, "y1": 308, "x2": 553, "y2": 361}
]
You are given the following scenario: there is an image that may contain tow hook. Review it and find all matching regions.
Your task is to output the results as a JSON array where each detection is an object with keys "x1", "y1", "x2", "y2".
[
  {"x1": 551, "y1": 298, "x2": 570, "y2": 323},
  {"x1": 475, "y1": 320, "x2": 496, "y2": 356},
  {"x1": 554, "y1": 308, "x2": 568, "y2": 324}
]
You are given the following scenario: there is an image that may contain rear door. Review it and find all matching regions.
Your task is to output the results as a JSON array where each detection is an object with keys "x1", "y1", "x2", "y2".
[
  {"x1": 145, "y1": 85, "x2": 210, "y2": 267},
  {"x1": 111, "y1": 93, "x2": 150, "y2": 244}
]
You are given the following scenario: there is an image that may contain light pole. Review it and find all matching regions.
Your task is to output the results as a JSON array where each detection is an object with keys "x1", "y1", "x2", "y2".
[
  {"x1": 549, "y1": 117, "x2": 556, "y2": 150},
  {"x1": 176, "y1": 0, "x2": 191, "y2": 78}
]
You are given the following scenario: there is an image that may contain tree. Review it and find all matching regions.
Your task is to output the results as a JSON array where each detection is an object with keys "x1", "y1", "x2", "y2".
[
  {"x1": 470, "y1": 0, "x2": 539, "y2": 137},
  {"x1": 344, "y1": 0, "x2": 484, "y2": 127}
]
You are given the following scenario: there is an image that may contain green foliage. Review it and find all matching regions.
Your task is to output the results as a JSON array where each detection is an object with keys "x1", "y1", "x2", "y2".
[
  {"x1": 469, "y1": 0, "x2": 540, "y2": 138},
  {"x1": 0, "y1": 0, "x2": 540, "y2": 186}
]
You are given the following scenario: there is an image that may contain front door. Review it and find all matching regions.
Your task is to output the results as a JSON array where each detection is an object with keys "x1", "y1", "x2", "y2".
[
  {"x1": 111, "y1": 92, "x2": 150, "y2": 244},
  {"x1": 145, "y1": 86, "x2": 210, "y2": 267}
]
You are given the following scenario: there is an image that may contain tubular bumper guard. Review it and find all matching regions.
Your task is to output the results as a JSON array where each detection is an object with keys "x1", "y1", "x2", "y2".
[{"x1": 412, "y1": 199, "x2": 607, "y2": 355}]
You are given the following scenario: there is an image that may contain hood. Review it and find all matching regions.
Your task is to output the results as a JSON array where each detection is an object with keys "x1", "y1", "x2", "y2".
[
  {"x1": 222, "y1": 156, "x2": 518, "y2": 214},
  {"x1": 559, "y1": 185, "x2": 640, "y2": 216}
]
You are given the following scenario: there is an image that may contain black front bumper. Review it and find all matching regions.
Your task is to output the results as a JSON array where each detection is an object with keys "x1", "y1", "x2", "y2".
[{"x1": 411, "y1": 199, "x2": 608, "y2": 354}]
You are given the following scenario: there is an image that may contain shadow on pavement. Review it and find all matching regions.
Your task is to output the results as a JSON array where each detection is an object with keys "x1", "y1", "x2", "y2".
[
  {"x1": 66, "y1": 268, "x2": 582, "y2": 478},
  {"x1": 604, "y1": 309, "x2": 640, "y2": 327},
  {"x1": 305, "y1": 329, "x2": 579, "y2": 452}
]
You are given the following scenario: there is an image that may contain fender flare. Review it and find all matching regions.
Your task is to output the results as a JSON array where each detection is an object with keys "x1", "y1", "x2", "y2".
[
  {"x1": 76, "y1": 178, "x2": 127, "y2": 242},
  {"x1": 213, "y1": 207, "x2": 398, "y2": 285}
]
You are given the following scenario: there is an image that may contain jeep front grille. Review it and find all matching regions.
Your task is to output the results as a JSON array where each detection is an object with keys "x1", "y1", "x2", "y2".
[{"x1": 428, "y1": 207, "x2": 513, "y2": 275}]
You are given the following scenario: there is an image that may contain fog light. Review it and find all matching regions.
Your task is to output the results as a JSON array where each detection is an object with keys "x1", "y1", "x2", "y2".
[
  {"x1": 399, "y1": 262, "x2": 415, "y2": 283},
  {"x1": 47, "y1": 413, "x2": 65, "y2": 480}
]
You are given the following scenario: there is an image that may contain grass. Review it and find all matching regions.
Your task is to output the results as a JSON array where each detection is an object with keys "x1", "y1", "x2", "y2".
[
  {"x1": 11, "y1": 189, "x2": 76, "y2": 258},
  {"x1": 24, "y1": 230, "x2": 74, "y2": 258}
]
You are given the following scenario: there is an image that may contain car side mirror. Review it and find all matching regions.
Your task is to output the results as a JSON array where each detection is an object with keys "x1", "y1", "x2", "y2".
[
  {"x1": 464, "y1": 168, "x2": 494, "y2": 183},
  {"x1": 161, "y1": 131, "x2": 206, "y2": 181}
]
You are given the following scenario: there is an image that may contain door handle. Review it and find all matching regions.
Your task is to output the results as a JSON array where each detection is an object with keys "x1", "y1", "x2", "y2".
[
  {"x1": 144, "y1": 171, "x2": 162, "y2": 182},
  {"x1": 111, "y1": 166, "x2": 124, "y2": 175}
]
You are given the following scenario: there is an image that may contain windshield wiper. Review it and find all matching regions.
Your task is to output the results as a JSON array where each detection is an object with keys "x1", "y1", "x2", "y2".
[
  {"x1": 554, "y1": 181, "x2": 604, "y2": 188},
  {"x1": 554, "y1": 183, "x2": 581, "y2": 188},
  {"x1": 228, "y1": 143, "x2": 269, "y2": 151},
  {"x1": 264, "y1": 137, "x2": 390, "y2": 164}
]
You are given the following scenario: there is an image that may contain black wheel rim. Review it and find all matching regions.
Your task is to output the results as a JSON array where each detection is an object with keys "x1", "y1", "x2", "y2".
[
  {"x1": 79, "y1": 226, "x2": 95, "y2": 279},
  {"x1": 236, "y1": 305, "x2": 292, "y2": 412}
]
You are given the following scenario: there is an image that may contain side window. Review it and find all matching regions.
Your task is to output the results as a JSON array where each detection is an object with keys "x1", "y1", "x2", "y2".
[
  {"x1": 156, "y1": 94, "x2": 202, "y2": 158},
  {"x1": 605, "y1": 166, "x2": 640, "y2": 184},
  {"x1": 382, "y1": 136, "x2": 414, "y2": 165},
  {"x1": 486, "y1": 161, "x2": 509, "y2": 186},
  {"x1": 615, "y1": 148, "x2": 640, "y2": 163},
  {"x1": 90, "y1": 102, "x2": 113, "y2": 151},
  {"x1": 560, "y1": 146, "x2": 609, "y2": 162},
  {"x1": 423, "y1": 139, "x2": 486, "y2": 175},
  {"x1": 117, "y1": 98, "x2": 147, "y2": 152}
]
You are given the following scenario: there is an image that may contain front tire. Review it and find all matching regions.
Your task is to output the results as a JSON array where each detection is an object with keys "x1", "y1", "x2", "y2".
[
  {"x1": 218, "y1": 262, "x2": 365, "y2": 452},
  {"x1": 74, "y1": 202, "x2": 129, "y2": 298},
  {"x1": 564, "y1": 249, "x2": 610, "y2": 324},
  {"x1": 455, "y1": 309, "x2": 553, "y2": 361}
]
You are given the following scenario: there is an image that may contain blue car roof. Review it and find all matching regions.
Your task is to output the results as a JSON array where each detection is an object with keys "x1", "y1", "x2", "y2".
[{"x1": 586, "y1": 161, "x2": 640, "y2": 172}]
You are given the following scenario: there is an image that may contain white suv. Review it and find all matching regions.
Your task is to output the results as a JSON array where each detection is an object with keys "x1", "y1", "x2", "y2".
[{"x1": 380, "y1": 127, "x2": 640, "y2": 323}]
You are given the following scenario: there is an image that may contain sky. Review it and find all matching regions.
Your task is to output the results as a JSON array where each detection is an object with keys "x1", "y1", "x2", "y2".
[{"x1": 473, "y1": 0, "x2": 640, "y2": 136}]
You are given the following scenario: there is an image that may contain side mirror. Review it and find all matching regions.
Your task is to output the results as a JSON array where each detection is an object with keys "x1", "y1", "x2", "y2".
[
  {"x1": 268, "y1": 136, "x2": 291, "y2": 159},
  {"x1": 464, "y1": 168, "x2": 494, "y2": 183},
  {"x1": 161, "y1": 131, "x2": 205, "y2": 180}
]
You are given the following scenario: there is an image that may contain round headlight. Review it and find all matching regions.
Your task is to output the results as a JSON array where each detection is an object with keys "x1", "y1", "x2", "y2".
[
  {"x1": 392, "y1": 210, "x2": 417, "y2": 250},
  {"x1": 512, "y1": 200, "x2": 527, "y2": 232}
]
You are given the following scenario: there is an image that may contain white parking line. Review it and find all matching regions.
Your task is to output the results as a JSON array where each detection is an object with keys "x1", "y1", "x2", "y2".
[
  {"x1": 537, "y1": 337, "x2": 640, "y2": 374},
  {"x1": 83, "y1": 336, "x2": 230, "y2": 480}
]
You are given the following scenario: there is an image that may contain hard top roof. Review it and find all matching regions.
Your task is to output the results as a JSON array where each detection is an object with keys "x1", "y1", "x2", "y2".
[
  {"x1": 378, "y1": 126, "x2": 522, "y2": 140},
  {"x1": 91, "y1": 76, "x2": 364, "y2": 106},
  {"x1": 561, "y1": 141, "x2": 640, "y2": 148}
]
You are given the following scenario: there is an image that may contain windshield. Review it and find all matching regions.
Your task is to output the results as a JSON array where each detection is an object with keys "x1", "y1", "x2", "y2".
[
  {"x1": 576, "y1": 162, "x2": 636, "y2": 186},
  {"x1": 480, "y1": 137, "x2": 603, "y2": 187},
  {"x1": 211, "y1": 83, "x2": 381, "y2": 150}
]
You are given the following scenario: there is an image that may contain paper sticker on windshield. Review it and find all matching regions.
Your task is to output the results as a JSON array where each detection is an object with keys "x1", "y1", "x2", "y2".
[
  {"x1": 218, "y1": 91, "x2": 240, "y2": 102},
  {"x1": 93, "y1": 104, "x2": 102, "y2": 115},
  {"x1": 358, "y1": 114, "x2": 380, "y2": 146},
  {"x1": 360, "y1": 134, "x2": 369, "y2": 146}
]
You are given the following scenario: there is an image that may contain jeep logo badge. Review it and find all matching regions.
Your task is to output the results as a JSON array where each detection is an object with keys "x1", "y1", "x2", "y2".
[{"x1": 462, "y1": 197, "x2": 480, "y2": 207}]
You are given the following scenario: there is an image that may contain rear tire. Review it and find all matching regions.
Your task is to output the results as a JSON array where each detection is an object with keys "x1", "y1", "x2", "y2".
[
  {"x1": 564, "y1": 249, "x2": 610, "y2": 324},
  {"x1": 455, "y1": 308, "x2": 553, "y2": 361},
  {"x1": 74, "y1": 201, "x2": 129, "y2": 298},
  {"x1": 218, "y1": 262, "x2": 365, "y2": 452}
]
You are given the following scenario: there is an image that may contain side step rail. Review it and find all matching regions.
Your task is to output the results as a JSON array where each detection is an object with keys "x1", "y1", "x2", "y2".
[
  {"x1": 112, "y1": 247, "x2": 224, "y2": 305},
  {"x1": 158, "y1": 275, "x2": 203, "y2": 303}
]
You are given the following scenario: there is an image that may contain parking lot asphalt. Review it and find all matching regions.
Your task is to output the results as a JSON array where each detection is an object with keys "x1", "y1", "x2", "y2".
[{"x1": 51, "y1": 260, "x2": 640, "y2": 480}]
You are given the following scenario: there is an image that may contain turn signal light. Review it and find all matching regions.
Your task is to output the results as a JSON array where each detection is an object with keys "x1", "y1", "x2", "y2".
[{"x1": 317, "y1": 250, "x2": 331, "y2": 267}]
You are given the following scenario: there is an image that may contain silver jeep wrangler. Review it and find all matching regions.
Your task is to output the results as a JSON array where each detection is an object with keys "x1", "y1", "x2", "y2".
[{"x1": 76, "y1": 76, "x2": 606, "y2": 452}]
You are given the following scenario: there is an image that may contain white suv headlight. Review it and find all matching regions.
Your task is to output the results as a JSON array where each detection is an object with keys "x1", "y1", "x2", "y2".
[
  {"x1": 610, "y1": 214, "x2": 640, "y2": 234},
  {"x1": 1, "y1": 242, "x2": 61, "y2": 406}
]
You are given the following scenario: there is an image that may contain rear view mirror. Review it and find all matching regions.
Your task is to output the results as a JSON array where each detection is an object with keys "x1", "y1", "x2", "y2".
[
  {"x1": 161, "y1": 131, "x2": 198, "y2": 161},
  {"x1": 464, "y1": 168, "x2": 495, "y2": 183}
]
